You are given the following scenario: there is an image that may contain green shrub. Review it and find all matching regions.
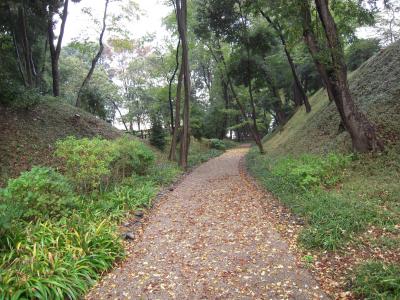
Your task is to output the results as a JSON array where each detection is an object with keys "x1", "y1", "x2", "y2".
[
  {"x1": 0, "y1": 78, "x2": 42, "y2": 108},
  {"x1": 352, "y1": 261, "x2": 400, "y2": 299},
  {"x1": 209, "y1": 139, "x2": 227, "y2": 150},
  {"x1": 55, "y1": 136, "x2": 155, "y2": 191},
  {"x1": 113, "y1": 137, "x2": 155, "y2": 177},
  {"x1": 0, "y1": 167, "x2": 77, "y2": 222},
  {"x1": 55, "y1": 136, "x2": 115, "y2": 191},
  {"x1": 272, "y1": 153, "x2": 352, "y2": 189}
]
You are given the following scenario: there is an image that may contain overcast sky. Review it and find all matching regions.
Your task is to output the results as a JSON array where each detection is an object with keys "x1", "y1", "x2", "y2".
[{"x1": 62, "y1": 0, "x2": 170, "y2": 46}]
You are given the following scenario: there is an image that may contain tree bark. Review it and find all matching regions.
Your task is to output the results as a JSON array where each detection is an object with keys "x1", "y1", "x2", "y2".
[
  {"x1": 168, "y1": 39, "x2": 181, "y2": 134},
  {"x1": 48, "y1": 0, "x2": 69, "y2": 97},
  {"x1": 169, "y1": 64, "x2": 183, "y2": 161},
  {"x1": 176, "y1": 0, "x2": 191, "y2": 168},
  {"x1": 76, "y1": 0, "x2": 109, "y2": 107},
  {"x1": 300, "y1": 0, "x2": 382, "y2": 152}
]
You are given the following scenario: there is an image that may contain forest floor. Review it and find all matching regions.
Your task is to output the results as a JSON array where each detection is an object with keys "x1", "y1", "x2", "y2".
[{"x1": 87, "y1": 146, "x2": 327, "y2": 300}]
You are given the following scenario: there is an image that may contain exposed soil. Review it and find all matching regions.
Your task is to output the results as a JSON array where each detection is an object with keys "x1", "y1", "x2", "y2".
[{"x1": 87, "y1": 146, "x2": 328, "y2": 299}]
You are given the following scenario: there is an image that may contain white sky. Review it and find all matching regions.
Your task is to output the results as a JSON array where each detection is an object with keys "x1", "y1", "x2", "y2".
[{"x1": 63, "y1": 0, "x2": 170, "y2": 46}]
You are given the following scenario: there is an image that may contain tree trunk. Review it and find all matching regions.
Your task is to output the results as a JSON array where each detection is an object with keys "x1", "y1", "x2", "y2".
[
  {"x1": 48, "y1": 0, "x2": 69, "y2": 97},
  {"x1": 76, "y1": 0, "x2": 109, "y2": 107},
  {"x1": 219, "y1": 79, "x2": 229, "y2": 140},
  {"x1": 176, "y1": 0, "x2": 191, "y2": 168},
  {"x1": 168, "y1": 39, "x2": 181, "y2": 134},
  {"x1": 169, "y1": 64, "x2": 183, "y2": 161},
  {"x1": 259, "y1": 9, "x2": 311, "y2": 113},
  {"x1": 313, "y1": 0, "x2": 382, "y2": 152},
  {"x1": 209, "y1": 41, "x2": 264, "y2": 153}
]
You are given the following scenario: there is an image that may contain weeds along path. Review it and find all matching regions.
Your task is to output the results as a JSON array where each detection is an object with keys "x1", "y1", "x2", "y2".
[{"x1": 87, "y1": 146, "x2": 327, "y2": 299}]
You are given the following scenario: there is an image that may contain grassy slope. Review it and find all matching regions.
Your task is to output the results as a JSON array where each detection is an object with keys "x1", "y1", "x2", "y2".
[
  {"x1": 0, "y1": 100, "x2": 121, "y2": 186},
  {"x1": 247, "y1": 41, "x2": 400, "y2": 297},
  {"x1": 265, "y1": 41, "x2": 400, "y2": 156}
]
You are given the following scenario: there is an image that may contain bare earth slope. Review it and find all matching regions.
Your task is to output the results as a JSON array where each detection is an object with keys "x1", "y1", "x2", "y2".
[
  {"x1": 0, "y1": 100, "x2": 121, "y2": 186},
  {"x1": 87, "y1": 146, "x2": 327, "y2": 300}
]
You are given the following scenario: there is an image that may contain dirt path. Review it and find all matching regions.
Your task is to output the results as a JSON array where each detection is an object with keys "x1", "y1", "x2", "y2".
[{"x1": 87, "y1": 146, "x2": 327, "y2": 299}]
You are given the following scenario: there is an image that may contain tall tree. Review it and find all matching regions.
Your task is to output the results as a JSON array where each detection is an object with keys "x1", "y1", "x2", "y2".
[
  {"x1": 176, "y1": 0, "x2": 191, "y2": 168},
  {"x1": 76, "y1": 0, "x2": 110, "y2": 107},
  {"x1": 299, "y1": 0, "x2": 382, "y2": 152},
  {"x1": 48, "y1": 0, "x2": 70, "y2": 97}
]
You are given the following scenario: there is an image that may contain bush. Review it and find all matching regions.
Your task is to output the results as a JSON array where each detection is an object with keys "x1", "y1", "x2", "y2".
[
  {"x1": 55, "y1": 136, "x2": 155, "y2": 191},
  {"x1": 352, "y1": 261, "x2": 400, "y2": 299},
  {"x1": 209, "y1": 139, "x2": 227, "y2": 150},
  {"x1": 0, "y1": 167, "x2": 77, "y2": 222},
  {"x1": 55, "y1": 137, "x2": 115, "y2": 191},
  {"x1": 113, "y1": 137, "x2": 155, "y2": 177},
  {"x1": 0, "y1": 78, "x2": 42, "y2": 108}
]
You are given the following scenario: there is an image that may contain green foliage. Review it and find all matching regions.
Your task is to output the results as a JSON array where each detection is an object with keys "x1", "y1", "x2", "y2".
[
  {"x1": 346, "y1": 38, "x2": 381, "y2": 71},
  {"x1": 55, "y1": 137, "x2": 115, "y2": 191},
  {"x1": 188, "y1": 149, "x2": 223, "y2": 167},
  {"x1": 0, "y1": 78, "x2": 43, "y2": 108},
  {"x1": 0, "y1": 134, "x2": 180, "y2": 299},
  {"x1": 0, "y1": 167, "x2": 77, "y2": 222},
  {"x1": 147, "y1": 162, "x2": 182, "y2": 186},
  {"x1": 352, "y1": 262, "x2": 400, "y2": 299},
  {"x1": 0, "y1": 218, "x2": 123, "y2": 300},
  {"x1": 209, "y1": 139, "x2": 227, "y2": 150},
  {"x1": 55, "y1": 136, "x2": 155, "y2": 191},
  {"x1": 113, "y1": 137, "x2": 155, "y2": 177},
  {"x1": 149, "y1": 116, "x2": 166, "y2": 151},
  {"x1": 272, "y1": 153, "x2": 352, "y2": 189},
  {"x1": 246, "y1": 149, "x2": 393, "y2": 250}
]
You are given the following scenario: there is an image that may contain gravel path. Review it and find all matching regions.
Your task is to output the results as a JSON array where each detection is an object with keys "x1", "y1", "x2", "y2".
[{"x1": 87, "y1": 146, "x2": 328, "y2": 300}]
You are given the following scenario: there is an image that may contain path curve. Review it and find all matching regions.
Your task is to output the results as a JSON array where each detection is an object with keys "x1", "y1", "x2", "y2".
[{"x1": 87, "y1": 146, "x2": 327, "y2": 299}]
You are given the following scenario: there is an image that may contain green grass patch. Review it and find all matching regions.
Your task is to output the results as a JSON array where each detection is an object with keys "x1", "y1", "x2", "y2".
[
  {"x1": 352, "y1": 261, "x2": 400, "y2": 299},
  {"x1": 246, "y1": 149, "x2": 397, "y2": 250}
]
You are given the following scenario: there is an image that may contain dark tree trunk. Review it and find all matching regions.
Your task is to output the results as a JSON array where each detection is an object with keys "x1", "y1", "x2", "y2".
[
  {"x1": 168, "y1": 39, "x2": 181, "y2": 134},
  {"x1": 219, "y1": 79, "x2": 230, "y2": 140},
  {"x1": 48, "y1": 0, "x2": 69, "y2": 97},
  {"x1": 259, "y1": 9, "x2": 310, "y2": 113},
  {"x1": 176, "y1": 0, "x2": 191, "y2": 169},
  {"x1": 76, "y1": 0, "x2": 109, "y2": 107},
  {"x1": 314, "y1": 0, "x2": 382, "y2": 152},
  {"x1": 169, "y1": 64, "x2": 183, "y2": 161},
  {"x1": 209, "y1": 41, "x2": 264, "y2": 153}
]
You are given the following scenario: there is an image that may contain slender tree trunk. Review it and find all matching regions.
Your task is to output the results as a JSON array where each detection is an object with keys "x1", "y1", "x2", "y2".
[
  {"x1": 169, "y1": 64, "x2": 183, "y2": 161},
  {"x1": 111, "y1": 100, "x2": 128, "y2": 131},
  {"x1": 168, "y1": 39, "x2": 181, "y2": 134},
  {"x1": 209, "y1": 41, "x2": 264, "y2": 153},
  {"x1": 176, "y1": 0, "x2": 191, "y2": 168},
  {"x1": 219, "y1": 79, "x2": 229, "y2": 139},
  {"x1": 76, "y1": 0, "x2": 109, "y2": 107},
  {"x1": 259, "y1": 9, "x2": 311, "y2": 112},
  {"x1": 48, "y1": 0, "x2": 69, "y2": 97}
]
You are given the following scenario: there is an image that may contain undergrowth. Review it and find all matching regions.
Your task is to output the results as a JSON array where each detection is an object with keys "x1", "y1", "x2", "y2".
[
  {"x1": 352, "y1": 261, "x2": 400, "y2": 299},
  {"x1": 0, "y1": 137, "x2": 176, "y2": 299},
  {"x1": 0, "y1": 135, "x2": 227, "y2": 299},
  {"x1": 246, "y1": 149, "x2": 397, "y2": 250}
]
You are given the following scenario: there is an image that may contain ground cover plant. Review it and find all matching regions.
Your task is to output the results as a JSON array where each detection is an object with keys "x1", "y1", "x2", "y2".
[
  {"x1": 0, "y1": 134, "x2": 229, "y2": 299},
  {"x1": 0, "y1": 136, "x2": 173, "y2": 299}
]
